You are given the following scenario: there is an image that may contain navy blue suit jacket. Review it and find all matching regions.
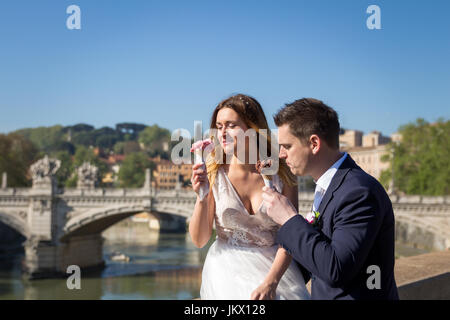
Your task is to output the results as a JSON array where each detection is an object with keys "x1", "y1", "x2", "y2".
[{"x1": 276, "y1": 155, "x2": 399, "y2": 300}]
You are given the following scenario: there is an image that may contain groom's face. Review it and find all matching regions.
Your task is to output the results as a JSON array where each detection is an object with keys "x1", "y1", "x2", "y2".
[{"x1": 278, "y1": 124, "x2": 313, "y2": 176}]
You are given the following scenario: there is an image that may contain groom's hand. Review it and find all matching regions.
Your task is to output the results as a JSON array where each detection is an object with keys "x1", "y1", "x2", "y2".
[{"x1": 262, "y1": 186, "x2": 298, "y2": 226}]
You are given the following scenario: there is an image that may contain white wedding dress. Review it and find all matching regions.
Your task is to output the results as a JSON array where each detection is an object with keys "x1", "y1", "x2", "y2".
[{"x1": 200, "y1": 167, "x2": 310, "y2": 300}]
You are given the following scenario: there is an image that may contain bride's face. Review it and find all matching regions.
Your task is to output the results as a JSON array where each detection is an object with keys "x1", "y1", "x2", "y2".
[{"x1": 215, "y1": 108, "x2": 249, "y2": 155}]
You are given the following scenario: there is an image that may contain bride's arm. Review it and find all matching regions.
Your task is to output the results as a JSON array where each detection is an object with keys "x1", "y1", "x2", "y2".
[
  {"x1": 189, "y1": 163, "x2": 215, "y2": 248},
  {"x1": 251, "y1": 183, "x2": 298, "y2": 300},
  {"x1": 251, "y1": 246, "x2": 293, "y2": 300},
  {"x1": 189, "y1": 191, "x2": 215, "y2": 248}
]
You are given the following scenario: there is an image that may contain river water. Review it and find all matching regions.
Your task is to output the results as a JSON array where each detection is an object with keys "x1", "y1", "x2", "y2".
[
  {"x1": 0, "y1": 230, "x2": 210, "y2": 300},
  {"x1": 0, "y1": 221, "x2": 429, "y2": 300}
]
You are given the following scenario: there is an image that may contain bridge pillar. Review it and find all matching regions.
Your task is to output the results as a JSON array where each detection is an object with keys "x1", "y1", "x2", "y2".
[
  {"x1": 27, "y1": 196, "x2": 54, "y2": 241},
  {"x1": 27, "y1": 155, "x2": 60, "y2": 240},
  {"x1": 148, "y1": 212, "x2": 187, "y2": 233},
  {"x1": 23, "y1": 234, "x2": 105, "y2": 279},
  {"x1": 21, "y1": 155, "x2": 66, "y2": 279},
  {"x1": 22, "y1": 237, "x2": 61, "y2": 279},
  {"x1": 59, "y1": 234, "x2": 105, "y2": 272},
  {"x1": 159, "y1": 215, "x2": 186, "y2": 232}
]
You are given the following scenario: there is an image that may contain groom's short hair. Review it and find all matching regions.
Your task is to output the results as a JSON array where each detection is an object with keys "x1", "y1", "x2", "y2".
[{"x1": 274, "y1": 98, "x2": 340, "y2": 149}]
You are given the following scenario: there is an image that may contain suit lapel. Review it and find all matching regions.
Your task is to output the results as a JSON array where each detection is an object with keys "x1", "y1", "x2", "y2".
[{"x1": 317, "y1": 155, "x2": 359, "y2": 222}]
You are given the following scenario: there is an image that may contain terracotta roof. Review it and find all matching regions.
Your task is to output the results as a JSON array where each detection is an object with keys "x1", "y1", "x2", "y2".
[{"x1": 105, "y1": 154, "x2": 126, "y2": 164}]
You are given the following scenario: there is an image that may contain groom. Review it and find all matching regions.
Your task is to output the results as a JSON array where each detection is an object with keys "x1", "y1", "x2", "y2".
[{"x1": 263, "y1": 98, "x2": 399, "y2": 300}]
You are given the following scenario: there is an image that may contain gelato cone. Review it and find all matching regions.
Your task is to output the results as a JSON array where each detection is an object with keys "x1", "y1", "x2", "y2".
[
  {"x1": 191, "y1": 139, "x2": 214, "y2": 200},
  {"x1": 256, "y1": 159, "x2": 274, "y2": 189}
]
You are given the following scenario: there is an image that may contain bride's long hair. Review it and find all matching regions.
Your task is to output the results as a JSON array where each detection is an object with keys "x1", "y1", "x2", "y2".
[{"x1": 205, "y1": 93, "x2": 297, "y2": 189}]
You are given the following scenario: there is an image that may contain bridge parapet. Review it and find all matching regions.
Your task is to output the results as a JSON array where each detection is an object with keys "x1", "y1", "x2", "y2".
[
  {"x1": 58, "y1": 187, "x2": 152, "y2": 197},
  {"x1": 0, "y1": 188, "x2": 33, "y2": 196},
  {"x1": 298, "y1": 192, "x2": 314, "y2": 201},
  {"x1": 155, "y1": 189, "x2": 197, "y2": 197},
  {"x1": 391, "y1": 195, "x2": 450, "y2": 205}
]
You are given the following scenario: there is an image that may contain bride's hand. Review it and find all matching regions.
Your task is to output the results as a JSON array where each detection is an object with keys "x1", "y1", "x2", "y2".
[
  {"x1": 250, "y1": 281, "x2": 277, "y2": 300},
  {"x1": 191, "y1": 163, "x2": 207, "y2": 196}
]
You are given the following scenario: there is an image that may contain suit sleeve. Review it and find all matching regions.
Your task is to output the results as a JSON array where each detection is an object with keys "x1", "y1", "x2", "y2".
[
  {"x1": 295, "y1": 261, "x2": 311, "y2": 284},
  {"x1": 276, "y1": 187, "x2": 383, "y2": 287}
]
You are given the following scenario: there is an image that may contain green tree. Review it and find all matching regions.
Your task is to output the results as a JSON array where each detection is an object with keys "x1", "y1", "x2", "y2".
[
  {"x1": 123, "y1": 141, "x2": 141, "y2": 154},
  {"x1": 72, "y1": 131, "x2": 96, "y2": 147},
  {"x1": 138, "y1": 124, "x2": 171, "y2": 157},
  {"x1": 116, "y1": 123, "x2": 147, "y2": 140},
  {"x1": 380, "y1": 118, "x2": 450, "y2": 195},
  {"x1": 0, "y1": 133, "x2": 39, "y2": 187},
  {"x1": 64, "y1": 123, "x2": 95, "y2": 133},
  {"x1": 65, "y1": 124, "x2": 122, "y2": 151},
  {"x1": 113, "y1": 141, "x2": 126, "y2": 154},
  {"x1": 14, "y1": 125, "x2": 64, "y2": 153},
  {"x1": 95, "y1": 133, "x2": 120, "y2": 150},
  {"x1": 118, "y1": 152, "x2": 155, "y2": 188},
  {"x1": 65, "y1": 173, "x2": 78, "y2": 188},
  {"x1": 50, "y1": 141, "x2": 75, "y2": 155},
  {"x1": 49, "y1": 150, "x2": 74, "y2": 188}
]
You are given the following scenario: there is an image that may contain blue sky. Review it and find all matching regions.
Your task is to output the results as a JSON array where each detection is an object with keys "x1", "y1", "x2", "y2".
[{"x1": 0, "y1": 0, "x2": 449, "y2": 136}]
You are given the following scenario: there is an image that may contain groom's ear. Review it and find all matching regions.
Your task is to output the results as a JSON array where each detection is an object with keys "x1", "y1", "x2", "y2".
[{"x1": 309, "y1": 134, "x2": 321, "y2": 155}]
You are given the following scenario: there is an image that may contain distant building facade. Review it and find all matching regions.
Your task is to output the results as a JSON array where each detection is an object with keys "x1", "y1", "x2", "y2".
[
  {"x1": 345, "y1": 145, "x2": 390, "y2": 180},
  {"x1": 153, "y1": 159, "x2": 192, "y2": 190},
  {"x1": 362, "y1": 131, "x2": 391, "y2": 147},
  {"x1": 340, "y1": 129, "x2": 400, "y2": 181},
  {"x1": 339, "y1": 129, "x2": 363, "y2": 149}
]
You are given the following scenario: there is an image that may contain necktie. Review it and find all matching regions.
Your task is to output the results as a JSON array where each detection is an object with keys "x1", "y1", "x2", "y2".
[{"x1": 312, "y1": 184, "x2": 324, "y2": 212}]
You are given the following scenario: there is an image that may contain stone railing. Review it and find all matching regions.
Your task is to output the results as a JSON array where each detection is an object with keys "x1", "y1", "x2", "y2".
[
  {"x1": 394, "y1": 250, "x2": 450, "y2": 299},
  {"x1": 390, "y1": 195, "x2": 450, "y2": 205},
  {"x1": 304, "y1": 250, "x2": 450, "y2": 299}
]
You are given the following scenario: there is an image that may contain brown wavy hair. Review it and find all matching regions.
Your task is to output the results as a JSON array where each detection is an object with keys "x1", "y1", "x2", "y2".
[{"x1": 205, "y1": 93, "x2": 297, "y2": 189}]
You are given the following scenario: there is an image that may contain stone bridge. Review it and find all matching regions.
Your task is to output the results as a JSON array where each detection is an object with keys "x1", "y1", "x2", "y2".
[
  {"x1": 0, "y1": 155, "x2": 449, "y2": 279},
  {"x1": 0, "y1": 156, "x2": 196, "y2": 279}
]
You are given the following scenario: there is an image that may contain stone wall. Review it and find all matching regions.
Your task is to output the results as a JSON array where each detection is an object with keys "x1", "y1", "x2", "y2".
[
  {"x1": 303, "y1": 250, "x2": 450, "y2": 299},
  {"x1": 395, "y1": 250, "x2": 450, "y2": 299}
]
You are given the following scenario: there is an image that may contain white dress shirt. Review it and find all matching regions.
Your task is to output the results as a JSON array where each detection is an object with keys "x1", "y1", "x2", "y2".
[{"x1": 312, "y1": 152, "x2": 348, "y2": 212}]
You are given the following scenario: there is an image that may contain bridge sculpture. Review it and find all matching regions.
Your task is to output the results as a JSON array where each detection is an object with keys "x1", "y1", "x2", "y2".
[{"x1": 0, "y1": 155, "x2": 449, "y2": 279}]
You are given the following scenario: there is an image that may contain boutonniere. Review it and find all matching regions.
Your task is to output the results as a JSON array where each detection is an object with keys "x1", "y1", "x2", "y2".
[{"x1": 306, "y1": 211, "x2": 322, "y2": 228}]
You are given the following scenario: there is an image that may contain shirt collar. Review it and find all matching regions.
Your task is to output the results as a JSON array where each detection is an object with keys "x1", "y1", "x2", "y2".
[{"x1": 315, "y1": 152, "x2": 348, "y2": 192}]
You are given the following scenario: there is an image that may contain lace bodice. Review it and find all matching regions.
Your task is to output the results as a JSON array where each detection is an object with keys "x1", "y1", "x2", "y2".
[{"x1": 212, "y1": 167, "x2": 283, "y2": 247}]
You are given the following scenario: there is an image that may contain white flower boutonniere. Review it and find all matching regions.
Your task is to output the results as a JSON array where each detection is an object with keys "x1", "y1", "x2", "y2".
[{"x1": 305, "y1": 211, "x2": 321, "y2": 228}]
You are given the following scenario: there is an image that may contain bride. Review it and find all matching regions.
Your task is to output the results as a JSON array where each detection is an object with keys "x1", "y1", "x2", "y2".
[{"x1": 189, "y1": 94, "x2": 310, "y2": 300}]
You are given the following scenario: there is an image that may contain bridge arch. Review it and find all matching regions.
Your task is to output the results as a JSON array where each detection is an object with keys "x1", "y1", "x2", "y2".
[
  {"x1": 395, "y1": 214, "x2": 450, "y2": 251},
  {"x1": 61, "y1": 205, "x2": 151, "y2": 242},
  {"x1": 0, "y1": 211, "x2": 30, "y2": 239},
  {"x1": 61, "y1": 204, "x2": 191, "y2": 242},
  {"x1": 151, "y1": 203, "x2": 193, "y2": 219}
]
